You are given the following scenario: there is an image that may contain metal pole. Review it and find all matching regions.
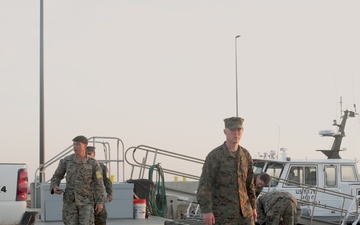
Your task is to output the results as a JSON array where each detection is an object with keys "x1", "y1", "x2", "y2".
[
  {"x1": 39, "y1": 0, "x2": 45, "y2": 183},
  {"x1": 235, "y1": 35, "x2": 240, "y2": 117}
]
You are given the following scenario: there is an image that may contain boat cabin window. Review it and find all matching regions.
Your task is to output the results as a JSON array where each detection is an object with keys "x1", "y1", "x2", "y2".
[
  {"x1": 307, "y1": 170, "x2": 317, "y2": 185},
  {"x1": 285, "y1": 166, "x2": 317, "y2": 186},
  {"x1": 253, "y1": 161, "x2": 265, "y2": 174},
  {"x1": 263, "y1": 163, "x2": 284, "y2": 187},
  {"x1": 252, "y1": 161, "x2": 285, "y2": 187},
  {"x1": 341, "y1": 165, "x2": 358, "y2": 181},
  {"x1": 324, "y1": 166, "x2": 337, "y2": 187}
]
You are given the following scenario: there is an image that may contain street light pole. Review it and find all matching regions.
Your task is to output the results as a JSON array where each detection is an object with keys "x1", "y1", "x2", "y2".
[
  {"x1": 235, "y1": 35, "x2": 241, "y2": 117},
  {"x1": 39, "y1": 0, "x2": 45, "y2": 183}
]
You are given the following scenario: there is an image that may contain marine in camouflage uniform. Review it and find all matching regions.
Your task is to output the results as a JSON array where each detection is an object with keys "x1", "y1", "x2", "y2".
[
  {"x1": 86, "y1": 146, "x2": 113, "y2": 225},
  {"x1": 50, "y1": 136, "x2": 105, "y2": 225},
  {"x1": 256, "y1": 191, "x2": 302, "y2": 225},
  {"x1": 253, "y1": 173, "x2": 271, "y2": 197},
  {"x1": 197, "y1": 117, "x2": 257, "y2": 225}
]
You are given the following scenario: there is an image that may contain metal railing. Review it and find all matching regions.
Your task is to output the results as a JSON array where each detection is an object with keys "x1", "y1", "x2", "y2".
[{"x1": 124, "y1": 145, "x2": 204, "y2": 181}]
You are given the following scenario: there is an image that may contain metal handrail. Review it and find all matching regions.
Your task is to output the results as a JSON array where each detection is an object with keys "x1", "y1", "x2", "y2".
[
  {"x1": 125, "y1": 145, "x2": 204, "y2": 181},
  {"x1": 341, "y1": 196, "x2": 360, "y2": 225}
]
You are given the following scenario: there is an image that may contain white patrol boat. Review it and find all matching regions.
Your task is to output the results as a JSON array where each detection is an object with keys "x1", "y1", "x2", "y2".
[{"x1": 253, "y1": 109, "x2": 360, "y2": 225}]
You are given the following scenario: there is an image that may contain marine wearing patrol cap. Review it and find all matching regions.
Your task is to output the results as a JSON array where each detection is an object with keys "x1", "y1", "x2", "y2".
[
  {"x1": 85, "y1": 146, "x2": 96, "y2": 154},
  {"x1": 72, "y1": 135, "x2": 88, "y2": 145},
  {"x1": 224, "y1": 117, "x2": 244, "y2": 129}
]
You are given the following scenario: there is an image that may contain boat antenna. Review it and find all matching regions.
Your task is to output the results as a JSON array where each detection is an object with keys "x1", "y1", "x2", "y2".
[
  {"x1": 354, "y1": 104, "x2": 357, "y2": 114},
  {"x1": 340, "y1": 96, "x2": 343, "y2": 116},
  {"x1": 277, "y1": 127, "x2": 281, "y2": 159},
  {"x1": 235, "y1": 35, "x2": 241, "y2": 117},
  {"x1": 352, "y1": 75, "x2": 357, "y2": 114}
]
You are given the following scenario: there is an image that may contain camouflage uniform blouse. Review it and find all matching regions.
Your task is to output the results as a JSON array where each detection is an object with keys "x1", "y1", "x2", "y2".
[
  {"x1": 256, "y1": 191, "x2": 302, "y2": 225},
  {"x1": 100, "y1": 162, "x2": 113, "y2": 199},
  {"x1": 50, "y1": 154, "x2": 105, "y2": 206},
  {"x1": 197, "y1": 142, "x2": 256, "y2": 222}
]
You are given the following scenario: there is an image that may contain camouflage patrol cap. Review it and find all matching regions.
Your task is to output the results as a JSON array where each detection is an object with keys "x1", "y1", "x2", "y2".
[
  {"x1": 85, "y1": 146, "x2": 95, "y2": 153},
  {"x1": 224, "y1": 117, "x2": 244, "y2": 129},
  {"x1": 72, "y1": 135, "x2": 88, "y2": 145}
]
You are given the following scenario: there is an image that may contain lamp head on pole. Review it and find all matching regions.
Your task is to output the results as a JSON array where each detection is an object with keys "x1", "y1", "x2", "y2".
[{"x1": 235, "y1": 35, "x2": 241, "y2": 39}]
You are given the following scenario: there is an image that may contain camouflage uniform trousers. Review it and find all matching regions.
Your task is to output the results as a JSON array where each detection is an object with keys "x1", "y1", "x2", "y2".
[
  {"x1": 264, "y1": 198, "x2": 296, "y2": 225},
  {"x1": 95, "y1": 204, "x2": 108, "y2": 225},
  {"x1": 62, "y1": 201, "x2": 94, "y2": 225}
]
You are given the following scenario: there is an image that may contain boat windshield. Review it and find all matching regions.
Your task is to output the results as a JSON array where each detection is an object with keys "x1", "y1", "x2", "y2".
[
  {"x1": 253, "y1": 160, "x2": 284, "y2": 187},
  {"x1": 253, "y1": 161, "x2": 265, "y2": 174}
]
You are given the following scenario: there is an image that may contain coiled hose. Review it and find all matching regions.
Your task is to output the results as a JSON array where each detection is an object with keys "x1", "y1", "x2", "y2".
[{"x1": 148, "y1": 163, "x2": 167, "y2": 217}]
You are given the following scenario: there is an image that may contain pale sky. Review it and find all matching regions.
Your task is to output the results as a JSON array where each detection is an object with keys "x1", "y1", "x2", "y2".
[{"x1": 1, "y1": 0, "x2": 360, "y2": 182}]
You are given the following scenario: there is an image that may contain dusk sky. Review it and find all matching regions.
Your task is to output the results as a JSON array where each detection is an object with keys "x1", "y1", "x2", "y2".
[{"x1": 1, "y1": 0, "x2": 360, "y2": 182}]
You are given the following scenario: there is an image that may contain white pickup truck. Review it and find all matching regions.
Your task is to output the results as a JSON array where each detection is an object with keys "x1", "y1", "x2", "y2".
[{"x1": 0, "y1": 163, "x2": 37, "y2": 225}]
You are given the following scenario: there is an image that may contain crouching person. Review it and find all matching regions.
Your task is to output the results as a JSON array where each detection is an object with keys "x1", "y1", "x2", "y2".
[{"x1": 256, "y1": 190, "x2": 302, "y2": 225}]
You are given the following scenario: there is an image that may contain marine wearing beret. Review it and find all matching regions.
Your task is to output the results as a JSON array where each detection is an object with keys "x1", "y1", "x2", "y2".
[
  {"x1": 72, "y1": 135, "x2": 88, "y2": 145},
  {"x1": 50, "y1": 135, "x2": 104, "y2": 225}
]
